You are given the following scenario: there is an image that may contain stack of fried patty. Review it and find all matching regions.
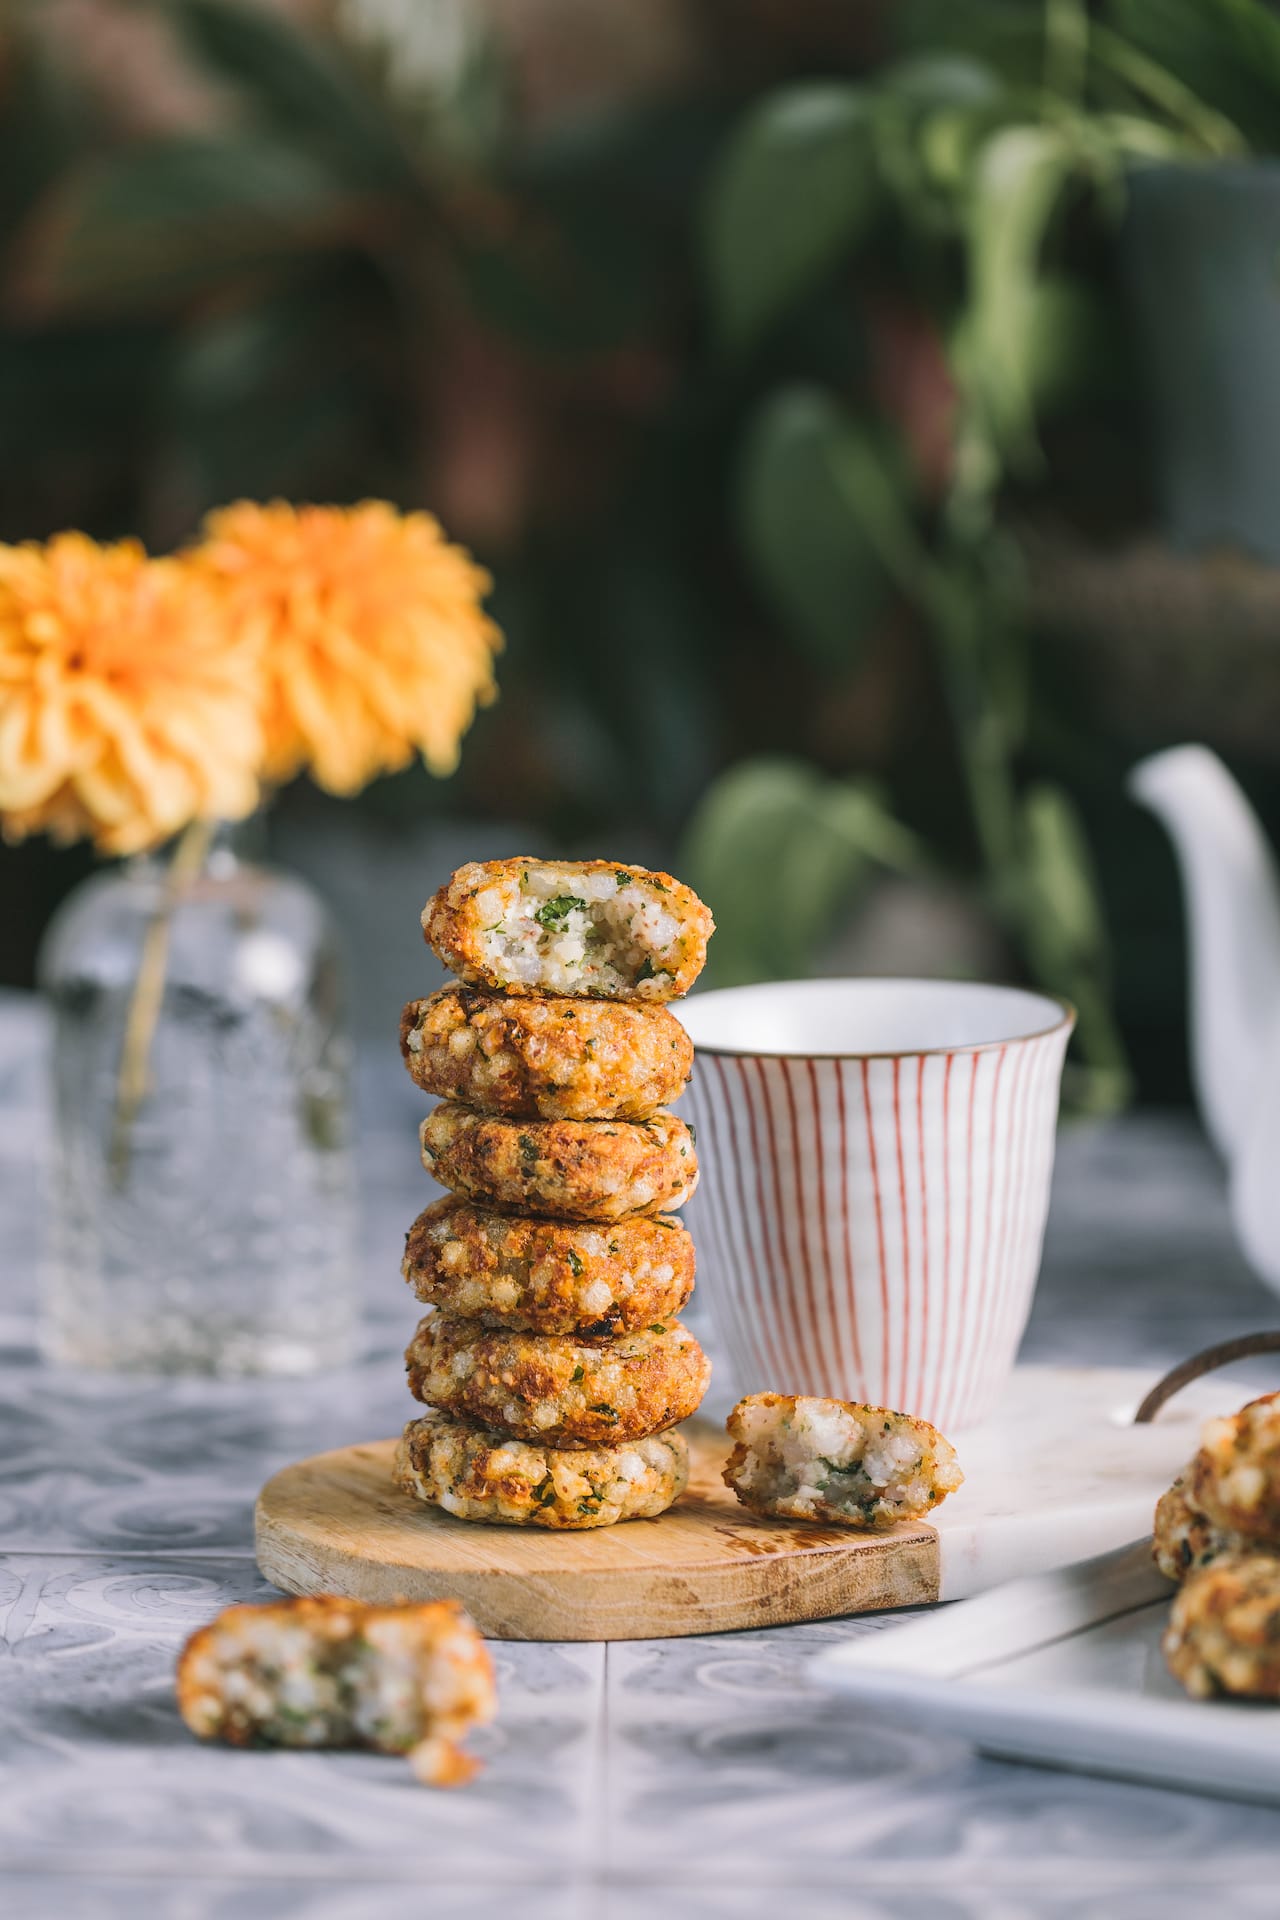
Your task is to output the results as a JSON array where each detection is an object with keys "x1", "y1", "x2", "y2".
[
  {"x1": 1155, "y1": 1391, "x2": 1280, "y2": 1698},
  {"x1": 394, "y1": 858, "x2": 715, "y2": 1530}
]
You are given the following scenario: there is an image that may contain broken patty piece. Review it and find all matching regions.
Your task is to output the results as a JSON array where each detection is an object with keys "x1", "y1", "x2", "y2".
[
  {"x1": 1152, "y1": 1469, "x2": 1255, "y2": 1583},
  {"x1": 1189, "y1": 1392, "x2": 1280, "y2": 1540},
  {"x1": 722, "y1": 1393, "x2": 963, "y2": 1531},
  {"x1": 422, "y1": 857, "x2": 713, "y2": 1002},
  {"x1": 1163, "y1": 1550, "x2": 1280, "y2": 1699},
  {"x1": 175, "y1": 1594, "x2": 495, "y2": 1786}
]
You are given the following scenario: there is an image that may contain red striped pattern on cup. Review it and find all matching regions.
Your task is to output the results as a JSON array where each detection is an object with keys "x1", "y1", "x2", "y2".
[{"x1": 680, "y1": 981, "x2": 1073, "y2": 1430}]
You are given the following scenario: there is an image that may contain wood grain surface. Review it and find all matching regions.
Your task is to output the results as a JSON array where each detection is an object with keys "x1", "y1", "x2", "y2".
[{"x1": 254, "y1": 1420, "x2": 940, "y2": 1641}]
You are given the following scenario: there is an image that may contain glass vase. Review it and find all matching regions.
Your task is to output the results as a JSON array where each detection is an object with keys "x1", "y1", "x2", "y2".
[{"x1": 37, "y1": 823, "x2": 360, "y2": 1375}]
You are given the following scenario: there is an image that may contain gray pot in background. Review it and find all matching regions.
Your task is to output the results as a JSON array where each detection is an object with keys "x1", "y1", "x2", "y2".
[{"x1": 1123, "y1": 159, "x2": 1280, "y2": 563}]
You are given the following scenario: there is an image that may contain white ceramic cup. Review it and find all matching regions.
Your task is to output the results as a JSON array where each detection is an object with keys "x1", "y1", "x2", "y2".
[{"x1": 679, "y1": 978, "x2": 1074, "y2": 1430}]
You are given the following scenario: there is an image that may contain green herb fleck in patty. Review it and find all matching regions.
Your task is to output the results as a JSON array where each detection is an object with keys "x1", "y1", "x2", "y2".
[{"x1": 535, "y1": 894, "x2": 587, "y2": 932}]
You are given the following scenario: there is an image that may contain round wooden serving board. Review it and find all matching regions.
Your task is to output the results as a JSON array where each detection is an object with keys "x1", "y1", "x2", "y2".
[
  {"x1": 256, "y1": 1367, "x2": 1250, "y2": 1640},
  {"x1": 255, "y1": 1418, "x2": 938, "y2": 1641}
]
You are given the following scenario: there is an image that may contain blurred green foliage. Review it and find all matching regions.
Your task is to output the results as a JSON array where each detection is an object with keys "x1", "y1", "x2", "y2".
[
  {"x1": 686, "y1": 0, "x2": 1271, "y2": 1111},
  {"x1": 684, "y1": 756, "x2": 930, "y2": 984},
  {"x1": 3, "y1": 0, "x2": 1280, "y2": 1102}
]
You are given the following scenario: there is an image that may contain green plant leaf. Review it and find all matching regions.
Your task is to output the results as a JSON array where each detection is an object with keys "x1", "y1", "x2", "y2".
[
  {"x1": 897, "y1": 0, "x2": 1052, "y2": 86},
  {"x1": 1016, "y1": 781, "x2": 1132, "y2": 1113},
  {"x1": 1019, "y1": 782, "x2": 1107, "y2": 964},
  {"x1": 957, "y1": 110, "x2": 1190, "y2": 468},
  {"x1": 952, "y1": 271, "x2": 1117, "y2": 434},
  {"x1": 737, "y1": 386, "x2": 907, "y2": 670},
  {"x1": 1102, "y1": 0, "x2": 1275, "y2": 150},
  {"x1": 826, "y1": 409, "x2": 933, "y2": 598},
  {"x1": 871, "y1": 55, "x2": 1007, "y2": 224},
  {"x1": 959, "y1": 121, "x2": 1079, "y2": 467},
  {"x1": 8, "y1": 136, "x2": 345, "y2": 319},
  {"x1": 704, "y1": 83, "x2": 877, "y2": 352},
  {"x1": 879, "y1": 53, "x2": 1004, "y2": 113},
  {"x1": 176, "y1": 0, "x2": 422, "y2": 194},
  {"x1": 681, "y1": 756, "x2": 928, "y2": 986}
]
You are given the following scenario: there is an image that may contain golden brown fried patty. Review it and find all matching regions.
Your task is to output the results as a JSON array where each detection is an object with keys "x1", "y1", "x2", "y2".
[
  {"x1": 405, "y1": 1312, "x2": 710, "y2": 1448},
  {"x1": 422, "y1": 857, "x2": 712, "y2": 1002},
  {"x1": 403, "y1": 1196, "x2": 695, "y2": 1334},
  {"x1": 400, "y1": 985, "x2": 692, "y2": 1121},
  {"x1": 175, "y1": 1594, "x2": 495, "y2": 1786},
  {"x1": 1163, "y1": 1551, "x2": 1280, "y2": 1699},
  {"x1": 1189, "y1": 1393, "x2": 1280, "y2": 1539},
  {"x1": 419, "y1": 1103, "x2": 697, "y2": 1221},
  {"x1": 1152, "y1": 1471, "x2": 1253, "y2": 1583},
  {"x1": 722, "y1": 1393, "x2": 964, "y2": 1530},
  {"x1": 395, "y1": 1409, "x2": 689, "y2": 1529}
]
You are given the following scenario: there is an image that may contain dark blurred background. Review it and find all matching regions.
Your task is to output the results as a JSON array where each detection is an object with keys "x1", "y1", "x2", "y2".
[{"x1": 7, "y1": 0, "x2": 1280, "y2": 1105}]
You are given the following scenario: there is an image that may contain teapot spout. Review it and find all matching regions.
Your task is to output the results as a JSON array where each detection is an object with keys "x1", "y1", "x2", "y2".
[{"x1": 1130, "y1": 745, "x2": 1280, "y2": 1161}]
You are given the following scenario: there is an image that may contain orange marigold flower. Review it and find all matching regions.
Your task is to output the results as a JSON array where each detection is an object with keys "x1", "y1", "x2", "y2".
[
  {"x1": 191, "y1": 500, "x2": 501, "y2": 795},
  {"x1": 0, "y1": 533, "x2": 262, "y2": 856}
]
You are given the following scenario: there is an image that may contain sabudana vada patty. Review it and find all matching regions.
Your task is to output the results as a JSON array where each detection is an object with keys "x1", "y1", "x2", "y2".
[
  {"x1": 400, "y1": 985, "x2": 693, "y2": 1121},
  {"x1": 1189, "y1": 1393, "x2": 1280, "y2": 1538},
  {"x1": 1153, "y1": 1470, "x2": 1254, "y2": 1583},
  {"x1": 723, "y1": 1393, "x2": 963, "y2": 1530},
  {"x1": 419, "y1": 1103, "x2": 697, "y2": 1221},
  {"x1": 422, "y1": 857, "x2": 713, "y2": 1002},
  {"x1": 403, "y1": 1196, "x2": 695, "y2": 1335},
  {"x1": 176, "y1": 1594, "x2": 495, "y2": 1786},
  {"x1": 1163, "y1": 1551, "x2": 1280, "y2": 1699},
  {"x1": 395, "y1": 1409, "x2": 689, "y2": 1529},
  {"x1": 405, "y1": 1313, "x2": 710, "y2": 1448}
]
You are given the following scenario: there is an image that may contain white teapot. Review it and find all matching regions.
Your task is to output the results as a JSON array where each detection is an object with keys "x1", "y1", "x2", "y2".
[{"x1": 1131, "y1": 745, "x2": 1280, "y2": 1292}]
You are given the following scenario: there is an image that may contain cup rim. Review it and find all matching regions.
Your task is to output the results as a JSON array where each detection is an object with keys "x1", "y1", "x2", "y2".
[{"x1": 679, "y1": 976, "x2": 1077, "y2": 1062}]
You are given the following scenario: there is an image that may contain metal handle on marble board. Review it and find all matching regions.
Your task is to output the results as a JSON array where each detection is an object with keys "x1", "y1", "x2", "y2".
[{"x1": 1133, "y1": 1331, "x2": 1280, "y2": 1422}]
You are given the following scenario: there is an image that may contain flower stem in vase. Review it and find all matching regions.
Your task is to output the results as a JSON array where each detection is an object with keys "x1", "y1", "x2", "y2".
[{"x1": 108, "y1": 814, "x2": 218, "y2": 1188}]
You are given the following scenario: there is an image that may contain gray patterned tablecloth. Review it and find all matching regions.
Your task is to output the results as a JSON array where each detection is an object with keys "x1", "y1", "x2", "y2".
[{"x1": 3, "y1": 991, "x2": 1280, "y2": 1917}]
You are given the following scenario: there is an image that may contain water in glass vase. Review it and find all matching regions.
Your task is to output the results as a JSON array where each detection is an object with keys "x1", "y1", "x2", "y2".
[{"x1": 38, "y1": 826, "x2": 360, "y2": 1374}]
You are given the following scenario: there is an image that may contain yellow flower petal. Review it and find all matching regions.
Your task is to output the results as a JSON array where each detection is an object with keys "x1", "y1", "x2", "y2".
[
  {"x1": 0, "y1": 535, "x2": 262, "y2": 853},
  {"x1": 189, "y1": 499, "x2": 501, "y2": 797}
]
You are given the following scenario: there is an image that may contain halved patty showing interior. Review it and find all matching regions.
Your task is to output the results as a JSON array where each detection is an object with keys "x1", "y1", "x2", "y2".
[
  {"x1": 422, "y1": 857, "x2": 712, "y2": 1001},
  {"x1": 722, "y1": 1392, "x2": 963, "y2": 1531}
]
